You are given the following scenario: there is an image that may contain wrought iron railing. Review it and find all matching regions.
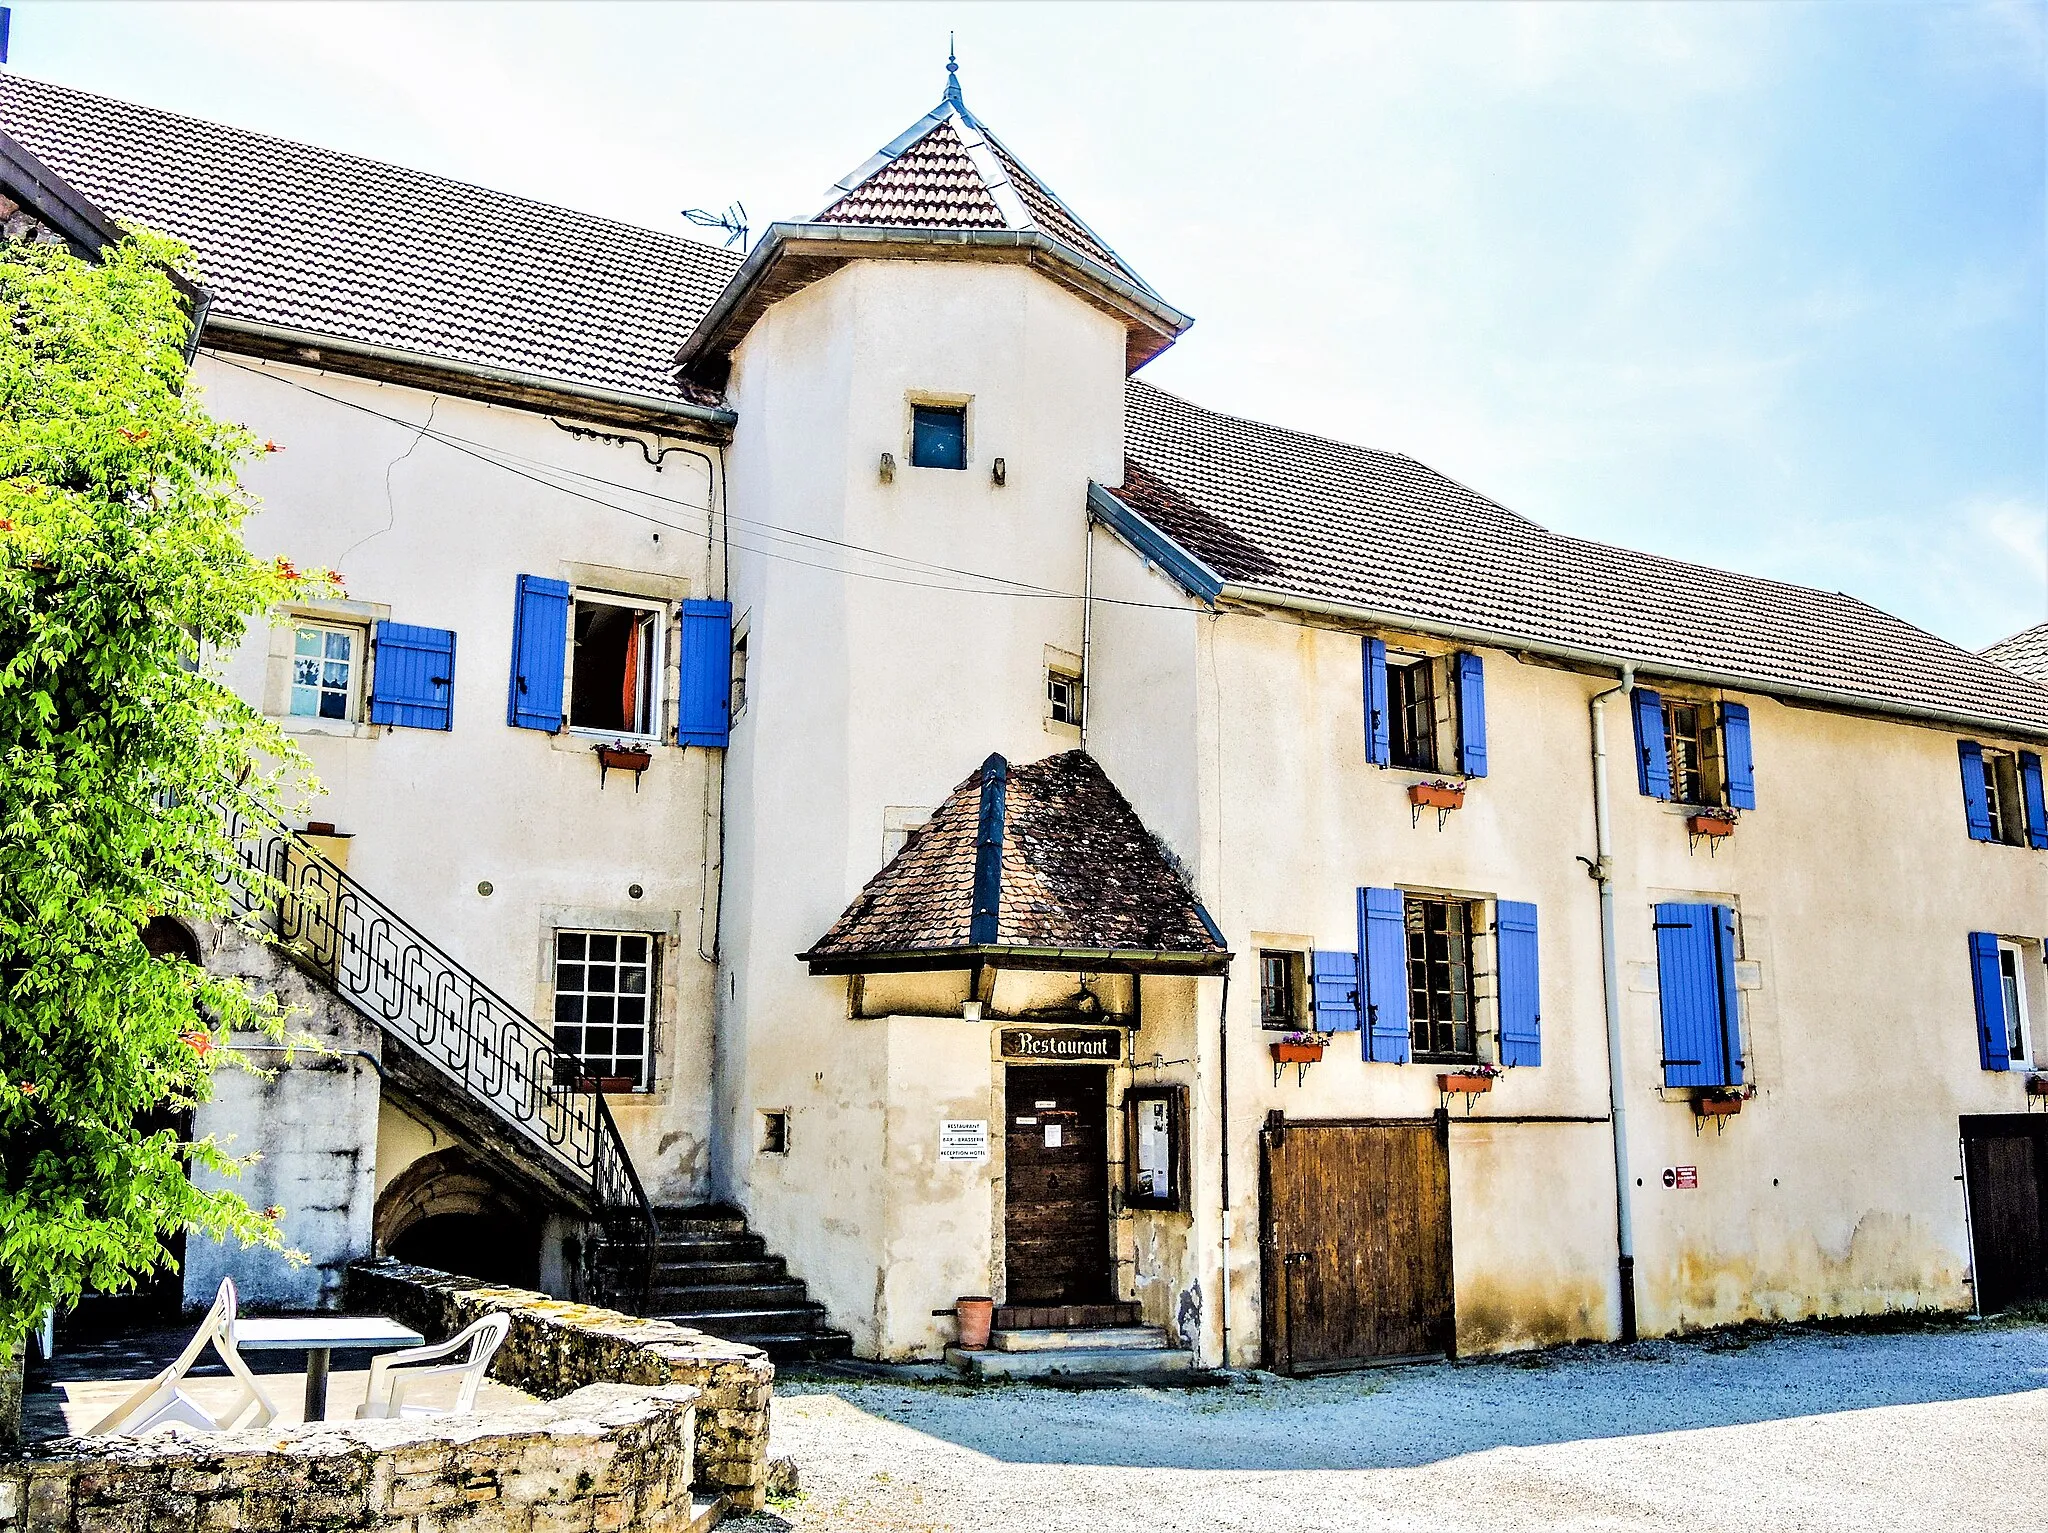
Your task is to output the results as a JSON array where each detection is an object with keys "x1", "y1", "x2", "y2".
[{"x1": 216, "y1": 798, "x2": 658, "y2": 1311}]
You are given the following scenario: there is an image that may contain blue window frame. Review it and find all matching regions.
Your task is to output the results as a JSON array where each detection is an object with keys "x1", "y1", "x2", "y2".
[{"x1": 911, "y1": 404, "x2": 967, "y2": 470}]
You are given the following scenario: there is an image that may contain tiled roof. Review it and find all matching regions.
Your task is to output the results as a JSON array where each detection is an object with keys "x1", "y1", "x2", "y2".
[
  {"x1": 1120, "y1": 380, "x2": 2048, "y2": 735},
  {"x1": 1985, "y1": 622, "x2": 2048, "y2": 685},
  {"x1": 803, "y1": 750, "x2": 1228, "y2": 970},
  {"x1": 815, "y1": 91, "x2": 1146, "y2": 292},
  {"x1": 814, "y1": 118, "x2": 1008, "y2": 232},
  {"x1": 0, "y1": 73, "x2": 743, "y2": 404}
]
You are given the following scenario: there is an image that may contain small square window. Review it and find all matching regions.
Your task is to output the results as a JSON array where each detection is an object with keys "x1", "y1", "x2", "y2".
[
  {"x1": 551, "y1": 928, "x2": 655, "y2": 1091},
  {"x1": 911, "y1": 404, "x2": 967, "y2": 470},
  {"x1": 290, "y1": 622, "x2": 361, "y2": 721},
  {"x1": 760, "y1": 1110, "x2": 790, "y2": 1156},
  {"x1": 1048, "y1": 669, "x2": 1081, "y2": 727}
]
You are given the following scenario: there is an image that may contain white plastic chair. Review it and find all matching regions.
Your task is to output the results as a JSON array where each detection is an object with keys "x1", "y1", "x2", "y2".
[
  {"x1": 355, "y1": 1313, "x2": 509, "y2": 1420},
  {"x1": 88, "y1": 1278, "x2": 278, "y2": 1436}
]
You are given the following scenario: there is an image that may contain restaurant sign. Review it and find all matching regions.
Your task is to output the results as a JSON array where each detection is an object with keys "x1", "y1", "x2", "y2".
[{"x1": 1000, "y1": 1026, "x2": 1124, "y2": 1063}]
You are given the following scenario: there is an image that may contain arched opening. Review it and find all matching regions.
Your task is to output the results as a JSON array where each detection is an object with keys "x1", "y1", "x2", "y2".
[{"x1": 375, "y1": 1147, "x2": 543, "y2": 1289}]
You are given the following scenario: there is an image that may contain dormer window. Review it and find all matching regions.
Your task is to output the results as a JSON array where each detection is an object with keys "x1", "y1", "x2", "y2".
[{"x1": 911, "y1": 404, "x2": 967, "y2": 470}]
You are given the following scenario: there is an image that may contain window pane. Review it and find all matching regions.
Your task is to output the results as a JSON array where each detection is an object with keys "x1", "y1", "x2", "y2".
[
  {"x1": 289, "y1": 685, "x2": 317, "y2": 717},
  {"x1": 318, "y1": 689, "x2": 348, "y2": 720},
  {"x1": 585, "y1": 994, "x2": 614, "y2": 1027},
  {"x1": 554, "y1": 994, "x2": 582, "y2": 1024},
  {"x1": 620, "y1": 934, "x2": 648, "y2": 964},
  {"x1": 295, "y1": 628, "x2": 323, "y2": 656},
  {"x1": 589, "y1": 934, "x2": 617, "y2": 962},
  {"x1": 557, "y1": 932, "x2": 586, "y2": 961},
  {"x1": 325, "y1": 630, "x2": 352, "y2": 660}
]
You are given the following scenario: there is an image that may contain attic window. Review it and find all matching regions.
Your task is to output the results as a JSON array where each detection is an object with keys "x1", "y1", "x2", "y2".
[{"x1": 911, "y1": 405, "x2": 967, "y2": 470}]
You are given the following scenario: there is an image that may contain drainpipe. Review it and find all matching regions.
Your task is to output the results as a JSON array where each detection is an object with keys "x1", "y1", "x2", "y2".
[
  {"x1": 1079, "y1": 518, "x2": 1097, "y2": 746},
  {"x1": 1589, "y1": 662, "x2": 1638, "y2": 1343},
  {"x1": 1216, "y1": 966, "x2": 1232, "y2": 1369}
]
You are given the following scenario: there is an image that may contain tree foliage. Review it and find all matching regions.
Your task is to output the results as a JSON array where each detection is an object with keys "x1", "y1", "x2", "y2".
[{"x1": 0, "y1": 231, "x2": 322, "y2": 1345}]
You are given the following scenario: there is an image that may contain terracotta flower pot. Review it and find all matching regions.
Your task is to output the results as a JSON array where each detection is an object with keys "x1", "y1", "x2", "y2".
[
  {"x1": 2026, "y1": 1075, "x2": 2048, "y2": 1097},
  {"x1": 1272, "y1": 1041, "x2": 1325, "y2": 1064},
  {"x1": 1695, "y1": 1094, "x2": 1742, "y2": 1117},
  {"x1": 597, "y1": 745, "x2": 653, "y2": 773},
  {"x1": 1687, "y1": 815, "x2": 1735, "y2": 838},
  {"x1": 1408, "y1": 782, "x2": 1466, "y2": 811},
  {"x1": 1439, "y1": 1073, "x2": 1493, "y2": 1094},
  {"x1": 955, "y1": 1295, "x2": 994, "y2": 1349}
]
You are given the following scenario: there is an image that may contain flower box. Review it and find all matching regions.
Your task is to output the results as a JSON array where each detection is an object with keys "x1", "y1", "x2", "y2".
[
  {"x1": 2027, "y1": 1075, "x2": 2048, "y2": 1097},
  {"x1": 1438, "y1": 1072, "x2": 1494, "y2": 1095},
  {"x1": 1409, "y1": 781, "x2": 1466, "y2": 812},
  {"x1": 1694, "y1": 1093, "x2": 1743, "y2": 1117},
  {"x1": 571, "y1": 1075, "x2": 636, "y2": 1094},
  {"x1": 1687, "y1": 814, "x2": 1735, "y2": 838},
  {"x1": 1271, "y1": 1040, "x2": 1324, "y2": 1065},
  {"x1": 596, "y1": 745, "x2": 653, "y2": 773}
]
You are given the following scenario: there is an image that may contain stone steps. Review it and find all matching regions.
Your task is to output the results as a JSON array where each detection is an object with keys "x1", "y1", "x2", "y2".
[
  {"x1": 994, "y1": 1302, "x2": 1142, "y2": 1330},
  {"x1": 989, "y1": 1325, "x2": 1172, "y2": 1353},
  {"x1": 621, "y1": 1207, "x2": 854, "y2": 1361},
  {"x1": 945, "y1": 1342, "x2": 1197, "y2": 1380}
]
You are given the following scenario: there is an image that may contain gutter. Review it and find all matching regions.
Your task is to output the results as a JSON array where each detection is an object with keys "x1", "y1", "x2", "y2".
[
  {"x1": 204, "y1": 315, "x2": 738, "y2": 430},
  {"x1": 673, "y1": 222, "x2": 1194, "y2": 377},
  {"x1": 1216, "y1": 581, "x2": 2048, "y2": 745},
  {"x1": 1586, "y1": 663, "x2": 1638, "y2": 1344},
  {"x1": 1087, "y1": 483, "x2": 1224, "y2": 605}
]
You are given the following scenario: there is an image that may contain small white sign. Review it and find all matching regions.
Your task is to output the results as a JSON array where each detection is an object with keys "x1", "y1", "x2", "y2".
[
  {"x1": 1044, "y1": 1123, "x2": 1063, "y2": 1148},
  {"x1": 939, "y1": 1120, "x2": 989, "y2": 1163}
]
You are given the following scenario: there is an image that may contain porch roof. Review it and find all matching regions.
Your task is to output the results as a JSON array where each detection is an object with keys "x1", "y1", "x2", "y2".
[{"x1": 800, "y1": 750, "x2": 1229, "y2": 977}]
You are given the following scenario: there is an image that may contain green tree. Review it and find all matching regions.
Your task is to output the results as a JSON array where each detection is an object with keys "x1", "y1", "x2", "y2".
[{"x1": 0, "y1": 230, "x2": 323, "y2": 1365}]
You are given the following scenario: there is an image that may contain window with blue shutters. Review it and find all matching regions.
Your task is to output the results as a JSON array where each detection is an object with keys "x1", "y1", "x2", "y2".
[
  {"x1": 1968, "y1": 931, "x2": 2010, "y2": 1072},
  {"x1": 369, "y1": 622, "x2": 456, "y2": 730},
  {"x1": 1496, "y1": 900, "x2": 1541, "y2": 1067},
  {"x1": 1358, "y1": 886, "x2": 1411, "y2": 1063},
  {"x1": 1960, "y1": 741, "x2": 2039, "y2": 848},
  {"x1": 1456, "y1": 652, "x2": 1487, "y2": 777},
  {"x1": 507, "y1": 575, "x2": 570, "y2": 732},
  {"x1": 1309, "y1": 950, "x2": 1361, "y2": 1033},
  {"x1": 1634, "y1": 689, "x2": 1759, "y2": 810},
  {"x1": 1653, "y1": 902, "x2": 1743, "y2": 1088},
  {"x1": 677, "y1": 600, "x2": 733, "y2": 748}
]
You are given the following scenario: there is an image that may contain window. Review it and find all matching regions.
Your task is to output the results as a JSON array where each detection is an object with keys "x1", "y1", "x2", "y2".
[
  {"x1": 569, "y1": 595, "x2": 663, "y2": 738},
  {"x1": 551, "y1": 930, "x2": 654, "y2": 1090},
  {"x1": 911, "y1": 404, "x2": 967, "y2": 470},
  {"x1": 1047, "y1": 668, "x2": 1082, "y2": 727},
  {"x1": 1654, "y1": 902, "x2": 1743, "y2": 1088},
  {"x1": 1999, "y1": 941, "x2": 2032, "y2": 1068},
  {"x1": 290, "y1": 622, "x2": 362, "y2": 721},
  {"x1": 1978, "y1": 749, "x2": 2030, "y2": 847},
  {"x1": 1260, "y1": 949, "x2": 1304, "y2": 1030},
  {"x1": 759, "y1": 1109, "x2": 790, "y2": 1155},
  {"x1": 1664, "y1": 701, "x2": 1713, "y2": 805},
  {"x1": 1388, "y1": 657, "x2": 1439, "y2": 771},
  {"x1": 1405, "y1": 897, "x2": 1476, "y2": 1061},
  {"x1": 729, "y1": 627, "x2": 749, "y2": 721}
]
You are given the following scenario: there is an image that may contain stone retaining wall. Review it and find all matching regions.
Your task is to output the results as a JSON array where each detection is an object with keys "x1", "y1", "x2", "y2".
[
  {"x1": 345, "y1": 1260, "x2": 773, "y2": 1511},
  {"x1": 0, "y1": 1381, "x2": 698, "y2": 1533}
]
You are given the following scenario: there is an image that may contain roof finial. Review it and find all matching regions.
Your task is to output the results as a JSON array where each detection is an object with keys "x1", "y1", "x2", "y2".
[{"x1": 944, "y1": 34, "x2": 964, "y2": 110}]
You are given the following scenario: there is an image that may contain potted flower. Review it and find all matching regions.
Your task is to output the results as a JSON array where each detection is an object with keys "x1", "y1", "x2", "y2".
[
  {"x1": 596, "y1": 741, "x2": 653, "y2": 773},
  {"x1": 2026, "y1": 1075, "x2": 2048, "y2": 1097},
  {"x1": 1687, "y1": 806, "x2": 1738, "y2": 838},
  {"x1": 1439, "y1": 1062, "x2": 1500, "y2": 1095},
  {"x1": 1408, "y1": 780, "x2": 1466, "y2": 812},
  {"x1": 1694, "y1": 1089, "x2": 1743, "y2": 1117},
  {"x1": 1271, "y1": 1032, "x2": 1325, "y2": 1065}
]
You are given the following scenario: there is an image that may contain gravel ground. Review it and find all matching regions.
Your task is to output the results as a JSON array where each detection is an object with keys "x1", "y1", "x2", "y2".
[{"x1": 728, "y1": 1319, "x2": 2048, "y2": 1533}]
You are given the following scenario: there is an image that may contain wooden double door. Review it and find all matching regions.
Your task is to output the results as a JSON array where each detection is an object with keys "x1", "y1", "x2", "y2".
[
  {"x1": 1962, "y1": 1116, "x2": 2048, "y2": 1313},
  {"x1": 1004, "y1": 1065, "x2": 1111, "y2": 1306},
  {"x1": 1261, "y1": 1117, "x2": 1454, "y2": 1373}
]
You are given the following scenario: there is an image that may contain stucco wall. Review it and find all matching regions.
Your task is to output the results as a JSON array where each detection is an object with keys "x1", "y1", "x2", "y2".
[{"x1": 188, "y1": 354, "x2": 725, "y2": 1215}]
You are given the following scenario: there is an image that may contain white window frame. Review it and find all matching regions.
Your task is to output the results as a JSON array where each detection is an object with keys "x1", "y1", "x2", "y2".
[
  {"x1": 549, "y1": 927, "x2": 657, "y2": 1094},
  {"x1": 565, "y1": 589, "x2": 668, "y2": 744},
  {"x1": 1997, "y1": 939, "x2": 2033, "y2": 1069},
  {"x1": 287, "y1": 619, "x2": 367, "y2": 725}
]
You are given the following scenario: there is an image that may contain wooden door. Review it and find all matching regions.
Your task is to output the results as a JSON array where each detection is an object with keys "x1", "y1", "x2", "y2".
[
  {"x1": 1261, "y1": 1117, "x2": 1453, "y2": 1373},
  {"x1": 1004, "y1": 1065, "x2": 1111, "y2": 1305},
  {"x1": 1963, "y1": 1118, "x2": 2047, "y2": 1313}
]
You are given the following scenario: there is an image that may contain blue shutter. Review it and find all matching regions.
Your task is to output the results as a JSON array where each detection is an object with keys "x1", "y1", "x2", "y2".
[
  {"x1": 1359, "y1": 886, "x2": 1410, "y2": 1063},
  {"x1": 1496, "y1": 900, "x2": 1541, "y2": 1067},
  {"x1": 2018, "y1": 750, "x2": 2047, "y2": 850},
  {"x1": 1958, "y1": 741, "x2": 1993, "y2": 841},
  {"x1": 507, "y1": 575, "x2": 569, "y2": 732},
  {"x1": 1632, "y1": 688, "x2": 1670, "y2": 800},
  {"x1": 677, "y1": 600, "x2": 734, "y2": 748},
  {"x1": 1654, "y1": 902, "x2": 1739, "y2": 1088},
  {"x1": 368, "y1": 622, "x2": 456, "y2": 730},
  {"x1": 1968, "y1": 931, "x2": 2010, "y2": 1072},
  {"x1": 1311, "y1": 950, "x2": 1361, "y2": 1033},
  {"x1": 1456, "y1": 652, "x2": 1488, "y2": 778},
  {"x1": 1362, "y1": 638, "x2": 1390, "y2": 767},
  {"x1": 1721, "y1": 702, "x2": 1755, "y2": 810}
]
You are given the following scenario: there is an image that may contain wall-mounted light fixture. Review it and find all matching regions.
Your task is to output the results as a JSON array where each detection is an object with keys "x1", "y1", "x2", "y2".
[
  {"x1": 878, "y1": 451, "x2": 896, "y2": 484},
  {"x1": 991, "y1": 456, "x2": 1007, "y2": 487}
]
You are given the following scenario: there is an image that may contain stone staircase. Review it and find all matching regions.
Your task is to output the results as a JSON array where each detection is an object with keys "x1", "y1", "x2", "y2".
[
  {"x1": 613, "y1": 1205, "x2": 852, "y2": 1362},
  {"x1": 947, "y1": 1302, "x2": 1196, "y2": 1379}
]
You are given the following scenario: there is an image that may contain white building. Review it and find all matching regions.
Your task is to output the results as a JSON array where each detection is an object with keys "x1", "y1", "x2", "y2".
[{"x1": 6, "y1": 61, "x2": 2045, "y2": 1370}]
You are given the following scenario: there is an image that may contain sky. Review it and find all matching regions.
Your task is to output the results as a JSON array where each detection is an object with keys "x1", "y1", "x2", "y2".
[{"x1": 9, "y1": 1, "x2": 2045, "y2": 649}]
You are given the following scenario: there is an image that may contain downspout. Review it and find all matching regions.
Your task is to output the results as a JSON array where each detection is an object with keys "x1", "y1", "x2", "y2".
[
  {"x1": 1079, "y1": 518, "x2": 1097, "y2": 746},
  {"x1": 1216, "y1": 965, "x2": 1232, "y2": 1369},
  {"x1": 1589, "y1": 662, "x2": 1638, "y2": 1342}
]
